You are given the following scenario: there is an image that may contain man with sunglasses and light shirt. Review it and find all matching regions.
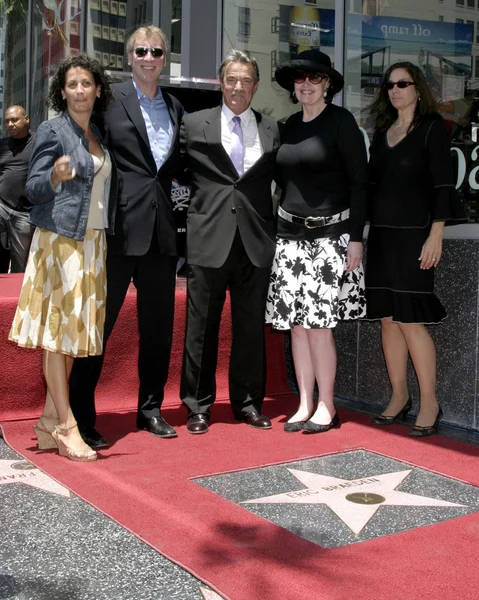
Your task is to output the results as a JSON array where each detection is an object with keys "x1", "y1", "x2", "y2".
[
  {"x1": 69, "y1": 26, "x2": 184, "y2": 447},
  {"x1": 179, "y1": 49, "x2": 282, "y2": 434}
]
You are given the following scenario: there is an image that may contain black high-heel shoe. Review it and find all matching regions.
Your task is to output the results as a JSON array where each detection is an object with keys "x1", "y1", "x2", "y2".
[
  {"x1": 371, "y1": 397, "x2": 412, "y2": 426},
  {"x1": 409, "y1": 406, "x2": 443, "y2": 438},
  {"x1": 302, "y1": 412, "x2": 340, "y2": 434}
]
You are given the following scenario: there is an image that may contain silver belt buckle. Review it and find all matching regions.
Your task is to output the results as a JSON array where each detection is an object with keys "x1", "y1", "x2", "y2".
[{"x1": 304, "y1": 215, "x2": 326, "y2": 229}]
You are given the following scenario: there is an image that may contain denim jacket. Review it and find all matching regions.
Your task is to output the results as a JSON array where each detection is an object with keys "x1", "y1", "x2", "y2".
[{"x1": 26, "y1": 111, "x2": 117, "y2": 241}]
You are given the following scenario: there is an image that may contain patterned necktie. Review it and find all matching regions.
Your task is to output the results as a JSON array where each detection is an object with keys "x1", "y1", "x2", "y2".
[{"x1": 230, "y1": 115, "x2": 244, "y2": 176}]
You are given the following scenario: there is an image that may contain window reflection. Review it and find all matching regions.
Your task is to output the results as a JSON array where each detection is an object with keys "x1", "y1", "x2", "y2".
[
  {"x1": 87, "y1": 1, "x2": 128, "y2": 70},
  {"x1": 222, "y1": 1, "x2": 336, "y2": 123},
  {"x1": 28, "y1": 1, "x2": 82, "y2": 127}
]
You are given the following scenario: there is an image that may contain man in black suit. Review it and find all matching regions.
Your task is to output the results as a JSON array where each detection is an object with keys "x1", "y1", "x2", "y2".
[
  {"x1": 180, "y1": 49, "x2": 282, "y2": 434},
  {"x1": 69, "y1": 26, "x2": 184, "y2": 446}
]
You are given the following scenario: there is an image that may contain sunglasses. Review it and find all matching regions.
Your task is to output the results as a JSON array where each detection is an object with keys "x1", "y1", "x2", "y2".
[
  {"x1": 134, "y1": 47, "x2": 164, "y2": 58},
  {"x1": 293, "y1": 71, "x2": 327, "y2": 84},
  {"x1": 386, "y1": 80, "x2": 415, "y2": 90}
]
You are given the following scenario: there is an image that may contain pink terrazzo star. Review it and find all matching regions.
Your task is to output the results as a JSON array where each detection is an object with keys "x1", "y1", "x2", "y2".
[
  {"x1": 243, "y1": 469, "x2": 465, "y2": 534},
  {"x1": 199, "y1": 586, "x2": 223, "y2": 600},
  {"x1": 0, "y1": 459, "x2": 70, "y2": 497}
]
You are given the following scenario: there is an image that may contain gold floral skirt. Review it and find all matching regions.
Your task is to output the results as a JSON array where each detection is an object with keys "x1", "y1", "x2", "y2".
[{"x1": 9, "y1": 227, "x2": 107, "y2": 357}]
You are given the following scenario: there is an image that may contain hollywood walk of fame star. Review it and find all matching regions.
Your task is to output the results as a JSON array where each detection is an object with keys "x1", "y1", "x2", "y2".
[
  {"x1": 242, "y1": 469, "x2": 466, "y2": 534},
  {"x1": 0, "y1": 459, "x2": 70, "y2": 498}
]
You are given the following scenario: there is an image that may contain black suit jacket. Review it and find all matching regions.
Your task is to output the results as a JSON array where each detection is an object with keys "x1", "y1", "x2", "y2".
[
  {"x1": 180, "y1": 106, "x2": 282, "y2": 269},
  {"x1": 98, "y1": 80, "x2": 184, "y2": 256}
]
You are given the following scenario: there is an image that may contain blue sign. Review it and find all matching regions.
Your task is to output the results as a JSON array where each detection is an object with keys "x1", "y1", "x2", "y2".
[
  {"x1": 351, "y1": 15, "x2": 473, "y2": 57},
  {"x1": 279, "y1": 8, "x2": 472, "y2": 57}
]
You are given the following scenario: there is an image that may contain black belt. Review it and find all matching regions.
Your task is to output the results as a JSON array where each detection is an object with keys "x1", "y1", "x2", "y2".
[{"x1": 278, "y1": 206, "x2": 350, "y2": 229}]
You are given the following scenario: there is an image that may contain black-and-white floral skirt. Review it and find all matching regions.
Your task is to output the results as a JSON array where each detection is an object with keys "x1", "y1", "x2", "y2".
[{"x1": 265, "y1": 234, "x2": 366, "y2": 330}]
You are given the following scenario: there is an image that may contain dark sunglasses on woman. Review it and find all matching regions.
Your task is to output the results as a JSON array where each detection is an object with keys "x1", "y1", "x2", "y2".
[
  {"x1": 386, "y1": 80, "x2": 415, "y2": 90},
  {"x1": 293, "y1": 71, "x2": 326, "y2": 84},
  {"x1": 134, "y1": 47, "x2": 164, "y2": 58}
]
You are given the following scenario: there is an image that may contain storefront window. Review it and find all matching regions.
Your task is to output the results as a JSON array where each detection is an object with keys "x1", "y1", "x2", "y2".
[
  {"x1": 171, "y1": 0, "x2": 182, "y2": 56},
  {"x1": 165, "y1": 0, "x2": 182, "y2": 78},
  {"x1": 344, "y1": 1, "x2": 478, "y2": 221},
  {"x1": 222, "y1": 1, "x2": 336, "y2": 122}
]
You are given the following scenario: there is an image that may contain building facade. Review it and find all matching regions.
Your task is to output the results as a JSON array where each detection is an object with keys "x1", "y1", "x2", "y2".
[{"x1": 1, "y1": 0, "x2": 478, "y2": 219}]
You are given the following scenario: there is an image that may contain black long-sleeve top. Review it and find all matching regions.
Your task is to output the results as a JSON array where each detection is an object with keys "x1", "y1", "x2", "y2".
[
  {"x1": 276, "y1": 103, "x2": 369, "y2": 241},
  {"x1": 0, "y1": 133, "x2": 35, "y2": 212},
  {"x1": 368, "y1": 115, "x2": 463, "y2": 228}
]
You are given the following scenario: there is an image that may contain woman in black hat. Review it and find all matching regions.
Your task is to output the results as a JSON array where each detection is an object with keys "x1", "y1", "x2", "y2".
[{"x1": 266, "y1": 50, "x2": 368, "y2": 433}]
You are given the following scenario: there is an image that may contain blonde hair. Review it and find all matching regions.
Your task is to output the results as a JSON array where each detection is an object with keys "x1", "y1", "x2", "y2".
[{"x1": 126, "y1": 26, "x2": 170, "y2": 54}]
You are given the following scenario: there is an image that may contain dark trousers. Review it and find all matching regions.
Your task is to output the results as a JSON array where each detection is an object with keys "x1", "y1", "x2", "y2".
[
  {"x1": 0, "y1": 242, "x2": 9, "y2": 273},
  {"x1": 180, "y1": 232, "x2": 270, "y2": 418},
  {"x1": 69, "y1": 240, "x2": 177, "y2": 428},
  {"x1": 0, "y1": 204, "x2": 34, "y2": 273}
]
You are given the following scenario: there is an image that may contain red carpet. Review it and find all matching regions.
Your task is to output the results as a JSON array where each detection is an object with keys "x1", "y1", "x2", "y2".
[
  {"x1": 0, "y1": 274, "x2": 289, "y2": 421},
  {"x1": 1, "y1": 274, "x2": 479, "y2": 599}
]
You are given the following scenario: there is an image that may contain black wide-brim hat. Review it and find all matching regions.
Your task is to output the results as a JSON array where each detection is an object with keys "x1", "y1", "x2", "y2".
[{"x1": 275, "y1": 50, "x2": 344, "y2": 93}]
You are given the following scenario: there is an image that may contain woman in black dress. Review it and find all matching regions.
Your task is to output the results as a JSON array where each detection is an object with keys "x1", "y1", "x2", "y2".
[
  {"x1": 366, "y1": 62, "x2": 463, "y2": 437},
  {"x1": 266, "y1": 51, "x2": 368, "y2": 433}
]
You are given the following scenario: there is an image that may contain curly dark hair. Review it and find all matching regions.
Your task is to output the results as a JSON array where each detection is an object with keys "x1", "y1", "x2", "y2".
[
  {"x1": 368, "y1": 62, "x2": 439, "y2": 135},
  {"x1": 48, "y1": 54, "x2": 113, "y2": 114},
  {"x1": 288, "y1": 73, "x2": 336, "y2": 105}
]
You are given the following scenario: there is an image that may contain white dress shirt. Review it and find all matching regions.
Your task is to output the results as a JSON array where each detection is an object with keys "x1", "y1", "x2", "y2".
[{"x1": 221, "y1": 104, "x2": 263, "y2": 175}]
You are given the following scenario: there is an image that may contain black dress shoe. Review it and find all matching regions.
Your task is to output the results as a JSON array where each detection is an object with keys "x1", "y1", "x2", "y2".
[
  {"x1": 284, "y1": 421, "x2": 308, "y2": 433},
  {"x1": 137, "y1": 416, "x2": 177, "y2": 438},
  {"x1": 186, "y1": 414, "x2": 210, "y2": 435},
  {"x1": 302, "y1": 412, "x2": 340, "y2": 434},
  {"x1": 78, "y1": 426, "x2": 109, "y2": 449},
  {"x1": 409, "y1": 406, "x2": 443, "y2": 438},
  {"x1": 235, "y1": 410, "x2": 272, "y2": 429},
  {"x1": 371, "y1": 398, "x2": 412, "y2": 426}
]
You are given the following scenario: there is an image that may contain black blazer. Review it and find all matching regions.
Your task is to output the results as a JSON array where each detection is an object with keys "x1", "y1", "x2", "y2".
[
  {"x1": 97, "y1": 79, "x2": 184, "y2": 256},
  {"x1": 180, "y1": 106, "x2": 282, "y2": 269}
]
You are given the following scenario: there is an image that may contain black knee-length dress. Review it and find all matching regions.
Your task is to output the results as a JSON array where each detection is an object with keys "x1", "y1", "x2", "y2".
[{"x1": 366, "y1": 115, "x2": 464, "y2": 324}]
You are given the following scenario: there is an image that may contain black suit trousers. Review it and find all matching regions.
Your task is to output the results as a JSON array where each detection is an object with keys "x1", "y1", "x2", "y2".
[
  {"x1": 180, "y1": 231, "x2": 270, "y2": 418},
  {"x1": 69, "y1": 237, "x2": 177, "y2": 427}
]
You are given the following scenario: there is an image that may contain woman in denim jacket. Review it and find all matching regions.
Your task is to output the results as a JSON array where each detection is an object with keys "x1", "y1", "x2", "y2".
[{"x1": 9, "y1": 55, "x2": 117, "y2": 462}]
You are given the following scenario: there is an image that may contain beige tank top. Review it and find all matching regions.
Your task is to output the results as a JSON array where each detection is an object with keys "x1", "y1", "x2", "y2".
[{"x1": 87, "y1": 151, "x2": 112, "y2": 230}]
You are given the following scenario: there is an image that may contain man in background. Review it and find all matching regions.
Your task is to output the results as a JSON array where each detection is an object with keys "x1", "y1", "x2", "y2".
[{"x1": 0, "y1": 106, "x2": 35, "y2": 272}]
